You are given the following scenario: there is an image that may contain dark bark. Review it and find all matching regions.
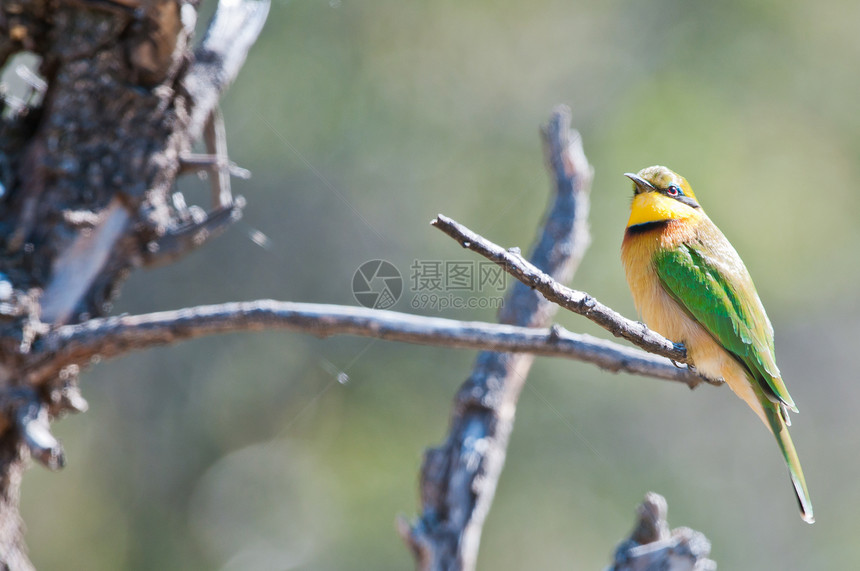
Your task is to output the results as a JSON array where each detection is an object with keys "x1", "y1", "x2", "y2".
[{"x1": 0, "y1": 1, "x2": 269, "y2": 566}]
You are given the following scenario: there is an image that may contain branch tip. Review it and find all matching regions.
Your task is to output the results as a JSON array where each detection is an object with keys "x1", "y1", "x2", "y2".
[
  {"x1": 60, "y1": 386, "x2": 89, "y2": 414},
  {"x1": 610, "y1": 492, "x2": 716, "y2": 571},
  {"x1": 15, "y1": 397, "x2": 65, "y2": 471}
]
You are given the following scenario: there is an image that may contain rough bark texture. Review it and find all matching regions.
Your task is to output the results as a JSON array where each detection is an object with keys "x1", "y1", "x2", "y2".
[
  {"x1": 400, "y1": 107, "x2": 594, "y2": 569},
  {"x1": 609, "y1": 493, "x2": 716, "y2": 571},
  {"x1": 0, "y1": 1, "x2": 268, "y2": 566}
]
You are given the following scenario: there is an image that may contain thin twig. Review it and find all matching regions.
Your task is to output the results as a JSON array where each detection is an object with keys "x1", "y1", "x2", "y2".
[
  {"x1": 141, "y1": 198, "x2": 245, "y2": 267},
  {"x1": 202, "y1": 107, "x2": 233, "y2": 208},
  {"x1": 177, "y1": 154, "x2": 251, "y2": 179},
  {"x1": 431, "y1": 214, "x2": 692, "y2": 365},
  {"x1": 25, "y1": 300, "x2": 704, "y2": 387}
]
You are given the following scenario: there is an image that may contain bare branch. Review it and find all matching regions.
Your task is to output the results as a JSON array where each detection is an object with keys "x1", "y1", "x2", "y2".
[
  {"x1": 141, "y1": 198, "x2": 245, "y2": 268},
  {"x1": 25, "y1": 300, "x2": 704, "y2": 387},
  {"x1": 403, "y1": 105, "x2": 592, "y2": 570},
  {"x1": 431, "y1": 214, "x2": 693, "y2": 365},
  {"x1": 184, "y1": 0, "x2": 271, "y2": 141},
  {"x1": 609, "y1": 493, "x2": 716, "y2": 571}
]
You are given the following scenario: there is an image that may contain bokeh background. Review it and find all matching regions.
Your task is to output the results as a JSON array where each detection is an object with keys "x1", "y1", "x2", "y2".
[{"x1": 13, "y1": 0, "x2": 860, "y2": 568}]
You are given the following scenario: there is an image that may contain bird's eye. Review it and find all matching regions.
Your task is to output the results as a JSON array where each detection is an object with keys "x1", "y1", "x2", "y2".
[{"x1": 666, "y1": 185, "x2": 683, "y2": 197}]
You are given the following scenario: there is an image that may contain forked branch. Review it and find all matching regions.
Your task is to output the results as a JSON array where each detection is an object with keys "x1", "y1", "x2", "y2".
[{"x1": 432, "y1": 214, "x2": 693, "y2": 366}]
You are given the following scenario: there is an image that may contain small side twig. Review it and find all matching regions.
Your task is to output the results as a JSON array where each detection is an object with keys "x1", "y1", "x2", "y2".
[
  {"x1": 16, "y1": 399, "x2": 64, "y2": 471},
  {"x1": 177, "y1": 154, "x2": 251, "y2": 180},
  {"x1": 142, "y1": 198, "x2": 245, "y2": 267},
  {"x1": 0, "y1": 388, "x2": 65, "y2": 471},
  {"x1": 201, "y1": 107, "x2": 233, "y2": 208}
]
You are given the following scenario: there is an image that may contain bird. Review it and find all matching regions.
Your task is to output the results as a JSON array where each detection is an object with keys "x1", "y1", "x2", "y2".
[{"x1": 620, "y1": 165, "x2": 814, "y2": 523}]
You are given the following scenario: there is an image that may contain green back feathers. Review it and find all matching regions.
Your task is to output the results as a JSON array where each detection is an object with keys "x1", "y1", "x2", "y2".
[{"x1": 652, "y1": 224, "x2": 797, "y2": 412}]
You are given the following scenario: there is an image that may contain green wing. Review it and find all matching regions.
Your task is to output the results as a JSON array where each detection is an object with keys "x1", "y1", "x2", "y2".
[{"x1": 653, "y1": 237, "x2": 796, "y2": 411}]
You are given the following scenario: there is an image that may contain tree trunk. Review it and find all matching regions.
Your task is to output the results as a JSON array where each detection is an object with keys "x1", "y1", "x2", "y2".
[{"x1": 0, "y1": 1, "x2": 268, "y2": 565}]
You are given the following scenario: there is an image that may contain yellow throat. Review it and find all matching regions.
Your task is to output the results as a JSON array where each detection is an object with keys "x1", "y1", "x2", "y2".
[
  {"x1": 627, "y1": 191, "x2": 697, "y2": 226},
  {"x1": 625, "y1": 165, "x2": 701, "y2": 228}
]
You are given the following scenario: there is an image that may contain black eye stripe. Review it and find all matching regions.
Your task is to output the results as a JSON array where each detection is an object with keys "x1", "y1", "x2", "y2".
[
  {"x1": 674, "y1": 195, "x2": 700, "y2": 208},
  {"x1": 658, "y1": 184, "x2": 700, "y2": 208}
]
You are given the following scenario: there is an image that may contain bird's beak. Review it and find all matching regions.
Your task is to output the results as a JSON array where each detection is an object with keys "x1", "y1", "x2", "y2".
[{"x1": 624, "y1": 173, "x2": 656, "y2": 195}]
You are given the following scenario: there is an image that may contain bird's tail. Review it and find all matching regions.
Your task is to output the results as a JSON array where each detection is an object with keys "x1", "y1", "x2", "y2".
[{"x1": 764, "y1": 404, "x2": 815, "y2": 524}]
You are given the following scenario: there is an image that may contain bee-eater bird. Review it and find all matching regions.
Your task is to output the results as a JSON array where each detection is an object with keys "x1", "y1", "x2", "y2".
[{"x1": 620, "y1": 165, "x2": 814, "y2": 523}]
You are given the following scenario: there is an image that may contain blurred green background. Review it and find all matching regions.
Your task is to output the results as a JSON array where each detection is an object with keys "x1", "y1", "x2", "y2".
[{"x1": 16, "y1": 0, "x2": 860, "y2": 568}]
